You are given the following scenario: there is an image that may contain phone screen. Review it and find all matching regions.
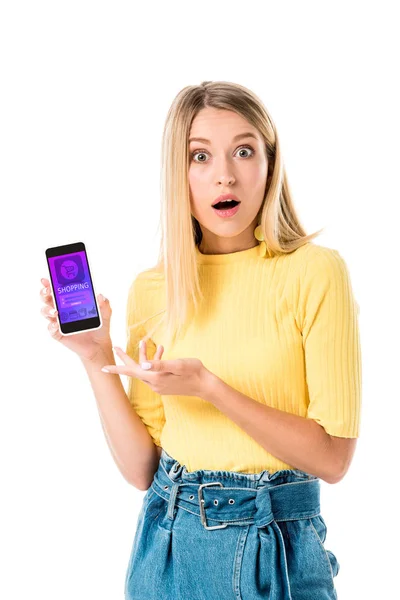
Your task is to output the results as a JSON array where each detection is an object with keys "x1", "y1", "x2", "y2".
[{"x1": 45, "y1": 242, "x2": 102, "y2": 335}]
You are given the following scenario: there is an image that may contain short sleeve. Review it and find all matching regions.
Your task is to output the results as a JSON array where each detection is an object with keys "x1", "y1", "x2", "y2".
[
  {"x1": 295, "y1": 246, "x2": 362, "y2": 438},
  {"x1": 125, "y1": 276, "x2": 165, "y2": 448}
]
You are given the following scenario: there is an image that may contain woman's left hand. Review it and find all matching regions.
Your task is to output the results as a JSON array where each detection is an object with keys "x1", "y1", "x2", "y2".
[{"x1": 101, "y1": 339, "x2": 213, "y2": 397}]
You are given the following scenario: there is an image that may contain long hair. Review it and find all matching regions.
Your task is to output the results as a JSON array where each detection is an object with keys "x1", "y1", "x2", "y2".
[{"x1": 133, "y1": 80, "x2": 323, "y2": 351}]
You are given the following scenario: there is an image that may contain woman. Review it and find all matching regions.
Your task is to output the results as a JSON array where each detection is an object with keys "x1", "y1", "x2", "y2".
[{"x1": 40, "y1": 81, "x2": 361, "y2": 599}]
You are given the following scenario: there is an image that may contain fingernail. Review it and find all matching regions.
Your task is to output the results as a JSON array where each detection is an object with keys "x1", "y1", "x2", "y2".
[
  {"x1": 139, "y1": 340, "x2": 144, "y2": 349},
  {"x1": 141, "y1": 362, "x2": 152, "y2": 370},
  {"x1": 49, "y1": 308, "x2": 57, "y2": 315},
  {"x1": 99, "y1": 294, "x2": 107, "y2": 302},
  {"x1": 101, "y1": 368, "x2": 110, "y2": 372}
]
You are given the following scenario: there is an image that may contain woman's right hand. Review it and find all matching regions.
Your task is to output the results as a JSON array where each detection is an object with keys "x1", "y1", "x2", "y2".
[{"x1": 40, "y1": 277, "x2": 113, "y2": 362}]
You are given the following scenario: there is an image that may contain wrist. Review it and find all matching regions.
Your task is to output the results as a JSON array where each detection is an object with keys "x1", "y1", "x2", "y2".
[
  {"x1": 201, "y1": 369, "x2": 221, "y2": 401},
  {"x1": 80, "y1": 344, "x2": 115, "y2": 368}
]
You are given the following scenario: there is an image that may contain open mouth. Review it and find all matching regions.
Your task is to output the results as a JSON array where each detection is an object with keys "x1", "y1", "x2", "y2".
[{"x1": 212, "y1": 200, "x2": 241, "y2": 210}]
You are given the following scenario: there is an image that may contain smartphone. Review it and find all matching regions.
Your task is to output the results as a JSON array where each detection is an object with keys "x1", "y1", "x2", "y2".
[{"x1": 45, "y1": 242, "x2": 102, "y2": 336}]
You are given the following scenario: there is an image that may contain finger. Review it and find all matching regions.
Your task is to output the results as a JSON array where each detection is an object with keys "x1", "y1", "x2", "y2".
[
  {"x1": 139, "y1": 339, "x2": 164, "y2": 361},
  {"x1": 48, "y1": 319, "x2": 62, "y2": 340},
  {"x1": 112, "y1": 347, "x2": 145, "y2": 380},
  {"x1": 100, "y1": 365, "x2": 134, "y2": 376},
  {"x1": 112, "y1": 346, "x2": 136, "y2": 365},
  {"x1": 41, "y1": 305, "x2": 58, "y2": 320},
  {"x1": 112, "y1": 346, "x2": 155, "y2": 386},
  {"x1": 139, "y1": 338, "x2": 147, "y2": 364},
  {"x1": 40, "y1": 284, "x2": 55, "y2": 308},
  {"x1": 153, "y1": 345, "x2": 164, "y2": 361}
]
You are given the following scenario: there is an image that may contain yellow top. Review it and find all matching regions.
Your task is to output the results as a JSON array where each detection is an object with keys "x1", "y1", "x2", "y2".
[{"x1": 125, "y1": 240, "x2": 362, "y2": 475}]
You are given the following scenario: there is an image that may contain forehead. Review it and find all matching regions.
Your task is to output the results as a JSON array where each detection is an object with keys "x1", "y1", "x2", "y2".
[{"x1": 189, "y1": 108, "x2": 262, "y2": 143}]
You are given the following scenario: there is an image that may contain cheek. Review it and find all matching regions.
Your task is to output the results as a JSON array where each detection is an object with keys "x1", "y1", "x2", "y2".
[
  {"x1": 243, "y1": 163, "x2": 269, "y2": 200},
  {"x1": 245, "y1": 160, "x2": 268, "y2": 183},
  {"x1": 189, "y1": 168, "x2": 208, "y2": 212},
  {"x1": 188, "y1": 166, "x2": 206, "y2": 190}
]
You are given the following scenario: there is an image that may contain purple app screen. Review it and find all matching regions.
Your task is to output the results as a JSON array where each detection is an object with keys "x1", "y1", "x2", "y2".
[{"x1": 47, "y1": 251, "x2": 98, "y2": 324}]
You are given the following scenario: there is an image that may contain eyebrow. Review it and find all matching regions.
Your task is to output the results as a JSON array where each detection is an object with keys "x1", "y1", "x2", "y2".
[{"x1": 188, "y1": 132, "x2": 259, "y2": 144}]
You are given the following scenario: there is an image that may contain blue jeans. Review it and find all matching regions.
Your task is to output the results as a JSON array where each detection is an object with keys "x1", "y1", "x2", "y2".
[{"x1": 124, "y1": 448, "x2": 340, "y2": 599}]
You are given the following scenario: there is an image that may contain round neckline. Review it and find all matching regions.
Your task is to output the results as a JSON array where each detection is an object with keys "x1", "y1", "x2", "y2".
[{"x1": 195, "y1": 241, "x2": 268, "y2": 264}]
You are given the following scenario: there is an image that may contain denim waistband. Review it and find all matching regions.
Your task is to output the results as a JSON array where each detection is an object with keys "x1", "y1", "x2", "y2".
[{"x1": 151, "y1": 449, "x2": 321, "y2": 531}]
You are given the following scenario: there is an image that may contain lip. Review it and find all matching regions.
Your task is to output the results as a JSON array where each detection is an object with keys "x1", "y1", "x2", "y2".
[
  {"x1": 212, "y1": 203, "x2": 241, "y2": 218},
  {"x1": 212, "y1": 193, "x2": 241, "y2": 207}
]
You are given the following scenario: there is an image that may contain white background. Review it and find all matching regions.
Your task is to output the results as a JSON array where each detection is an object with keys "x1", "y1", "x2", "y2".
[{"x1": 1, "y1": 1, "x2": 397, "y2": 598}]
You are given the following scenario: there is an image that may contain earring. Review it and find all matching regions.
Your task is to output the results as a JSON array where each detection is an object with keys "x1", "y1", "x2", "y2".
[{"x1": 254, "y1": 225, "x2": 264, "y2": 241}]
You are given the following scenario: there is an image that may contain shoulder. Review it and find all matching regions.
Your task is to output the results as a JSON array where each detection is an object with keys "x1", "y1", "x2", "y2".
[
  {"x1": 289, "y1": 242, "x2": 356, "y2": 315},
  {"x1": 289, "y1": 242, "x2": 349, "y2": 279},
  {"x1": 128, "y1": 265, "x2": 165, "y2": 296},
  {"x1": 127, "y1": 266, "x2": 166, "y2": 327},
  {"x1": 289, "y1": 241, "x2": 342, "y2": 261},
  {"x1": 294, "y1": 242, "x2": 360, "y2": 312}
]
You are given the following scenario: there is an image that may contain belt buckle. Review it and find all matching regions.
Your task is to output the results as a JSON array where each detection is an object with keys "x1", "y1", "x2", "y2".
[{"x1": 198, "y1": 482, "x2": 228, "y2": 530}]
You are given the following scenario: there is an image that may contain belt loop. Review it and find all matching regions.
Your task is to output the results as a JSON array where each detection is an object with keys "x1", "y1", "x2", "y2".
[
  {"x1": 167, "y1": 482, "x2": 180, "y2": 521},
  {"x1": 169, "y1": 461, "x2": 182, "y2": 479}
]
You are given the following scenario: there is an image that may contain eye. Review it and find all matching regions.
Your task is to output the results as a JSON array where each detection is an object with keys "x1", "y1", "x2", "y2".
[{"x1": 190, "y1": 145, "x2": 255, "y2": 163}]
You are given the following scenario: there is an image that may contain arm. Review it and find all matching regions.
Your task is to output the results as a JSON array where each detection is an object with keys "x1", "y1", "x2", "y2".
[
  {"x1": 80, "y1": 345, "x2": 160, "y2": 491},
  {"x1": 202, "y1": 373, "x2": 339, "y2": 484},
  {"x1": 200, "y1": 246, "x2": 361, "y2": 485}
]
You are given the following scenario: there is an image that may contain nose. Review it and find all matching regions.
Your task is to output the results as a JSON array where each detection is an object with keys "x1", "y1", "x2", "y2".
[{"x1": 218, "y1": 175, "x2": 235, "y2": 185}]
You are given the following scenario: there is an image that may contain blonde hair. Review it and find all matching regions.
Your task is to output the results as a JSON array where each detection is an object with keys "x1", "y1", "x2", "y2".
[{"x1": 134, "y1": 80, "x2": 323, "y2": 350}]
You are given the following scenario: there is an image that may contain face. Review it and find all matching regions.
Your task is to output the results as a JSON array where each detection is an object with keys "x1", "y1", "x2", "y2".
[{"x1": 188, "y1": 107, "x2": 269, "y2": 254}]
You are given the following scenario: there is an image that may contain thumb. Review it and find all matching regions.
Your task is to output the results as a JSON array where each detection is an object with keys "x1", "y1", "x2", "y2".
[{"x1": 97, "y1": 293, "x2": 112, "y2": 317}]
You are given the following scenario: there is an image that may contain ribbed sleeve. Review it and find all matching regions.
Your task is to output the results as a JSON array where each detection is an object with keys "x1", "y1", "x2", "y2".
[
  {"x1": 125, "y1": 276, "x2": 165, "y2": 448},
  {"x1": 295, "y1": 246, "x2": 362, "y2": 438}
]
